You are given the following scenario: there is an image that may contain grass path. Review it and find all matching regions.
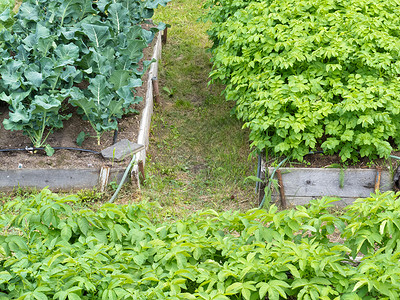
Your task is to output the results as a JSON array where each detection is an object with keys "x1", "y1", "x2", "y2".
[{"x1": 135, "y1": 0, "x2": 258, "y2": 217}]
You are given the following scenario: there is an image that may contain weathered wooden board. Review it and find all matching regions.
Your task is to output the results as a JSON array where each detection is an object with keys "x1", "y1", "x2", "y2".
[
  {"x1": 268, "y1": 167, "x2": 393, "y2": 206},
  {"x1": 136, "y1": 32, "x2": 162, "y2": 164},
  {"x1": 132, "y1": 32, "x2": 162, "y2": 185},
  {"x1": 0, "y1": 168, "x2": 125, "y2": 191}
]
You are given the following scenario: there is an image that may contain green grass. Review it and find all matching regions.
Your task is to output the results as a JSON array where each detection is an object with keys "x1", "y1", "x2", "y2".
[{"x1": 135, "y1": 0, "x2": 258, "y2": 217}]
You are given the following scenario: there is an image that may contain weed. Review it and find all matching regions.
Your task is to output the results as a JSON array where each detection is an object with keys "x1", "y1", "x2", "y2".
[
  {"x1": 107, "y1": 181, "x2": 119, "y2": 192},
  {"x1": 174, "y1": 99, "x2": 194, "y2": 109},
  {"x1": 76, "y1": 188, "x2": 103, "y2": 203},
  {"x1": 162, "y1": 86, "x2": 174, "y2": 97}
]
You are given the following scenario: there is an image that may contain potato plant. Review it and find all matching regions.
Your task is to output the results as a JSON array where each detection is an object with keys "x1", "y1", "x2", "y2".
[
  {"x1": 0, "y1": 189, "x2": 400, "y2": 299},
  {"x1": 0, "y1": 0, "x2": 168, "y2": 150},
  {"x1": 205, "y1": 0, "x2": 400, "y2": 161}
]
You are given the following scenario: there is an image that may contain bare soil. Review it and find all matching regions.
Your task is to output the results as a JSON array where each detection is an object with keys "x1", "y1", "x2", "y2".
[{"x1": 0, "y1": 39, "x2": 156, "y2": 170}]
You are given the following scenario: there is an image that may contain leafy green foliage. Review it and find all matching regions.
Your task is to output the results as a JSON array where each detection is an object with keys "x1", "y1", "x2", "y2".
[
  {"x1": 0, "y1": 0, "x2": 168, "y2": 147},
  {"x1": 1, "y1": 189, "x2": 400, "y2": 298},
  {"x1": 342, "y1": 191, "x2": 400, "y2": 256},
  {"x1": 205, "y1": 0, "x2": 400, "y2": 161},
  {"x1": 0, "y1": 0, "x2": 15, "y2": 31},
  {"x1": 0, "y1": 0, "x2": 13, "y2": 12}
]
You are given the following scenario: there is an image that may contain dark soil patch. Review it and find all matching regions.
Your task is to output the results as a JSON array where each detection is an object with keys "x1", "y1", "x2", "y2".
[{"x1": 0, "y1": 102, "x2": 143, "y2": 170}]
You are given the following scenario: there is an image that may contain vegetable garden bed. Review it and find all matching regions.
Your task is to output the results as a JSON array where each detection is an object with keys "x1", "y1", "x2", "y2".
[
  {"x1": 0, "y1": 32, "x2": 161, "y2": 190},
  {"x1": 205, "y1": 0, "x2": 400, "y2": 206},
  {"x1": 0, "y1": 0, "x2": 165, "y2": 190}
]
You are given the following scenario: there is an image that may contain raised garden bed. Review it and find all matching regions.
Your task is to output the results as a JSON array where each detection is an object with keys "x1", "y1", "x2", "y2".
[
  {"x1": 0, "y1": 32, "x2": 163, "y2": 191},
  {"x1": 206, "y1": 0, "x2": 400, "y2": 207}
]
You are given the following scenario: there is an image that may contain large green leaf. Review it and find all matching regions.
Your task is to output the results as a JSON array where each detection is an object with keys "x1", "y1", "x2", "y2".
[
  {"x1": 121, "y1": 26, "x2": 148, "y2": 62},
  {"x1": 15, "y1": 45, "x2": 29, "y2": 61},
  {"x1": 0, "y1": 8, "x2": 11, "y2": 22},
  {"x1": 36, "y1": 36, "x2": 56, "y2": 56},
  {"x1": 107, "y1": 100, "x2": 124, "y2": 119},
  {"x1": 4, "y1": 102, "x2": 30, "y2": 129},
  {"x1": 17, "y1": 2, "x2": 39, "y2": 22},
  {"x1": 88, "y1": 75, "x2": 111, "y2": 105},
  {"x1": 59, "y1": 26, "x2": 79, "y2": 41},
  {"x1": 96, "y1": 0, "x2": 110, "y2": 12},
  {"x1": 0, "y1": 271, "x2": 12, "y2": 285},
  {"x1": 77, "y1": 0, "x2": 96, "y2": 19},
  {"x1": 22, "y1": 22, "x2": 53, "y2": 53},
  {"x1": 54, "y1": 43, "x2": 80, "y2": 67},
  {"x1": 81, "y1": 23, "x2": 111, "y2": 48},
  {"x1": 108, "y1": 3, "x2": 129, "y2": 34},
  {"x1": 24, "y1": 68, "x2": 43, "y2": 88},
  {"x1": 60, "y1": 65, "x2": 82, "y2": 84},
  {"x1": 56, "y1": 0, "x2": 90, "y2": 26},
  {"x1": 39, "y1": 57, "x2": 56, "y2": 80},
  {"x1": 68, "y1": 87, "x2": 97, "y2": 120},
  {"x1": 0, "y1": 8, "x2": 13, "y2": 29},
  {"x1": 31, "y1": 95, "x2": 63, "y2": 114},
  {"x1": 116, "y1": 84, "x2": 142, "y2": 106},
  {"x1": 70, "y1": 96, "x2": 96, "y2": 120},
  {"x1": 0, "y1": 90, "x2": 31, "y2": 107},
  {"x1": 87, "y1": 47, "x2": 114, "y2": 75},
  {"x1": 109, "y1": 70, "x2": 131, "y2": 90},
  {"x1": 0, "y1": 60, "x2": 23, "y2": 89},
  {"x1": 121, "y1": 39, "x2": 146, "y2": 63}
]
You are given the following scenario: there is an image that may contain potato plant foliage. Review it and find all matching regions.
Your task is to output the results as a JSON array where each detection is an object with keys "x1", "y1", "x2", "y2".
[
  {"x1": 205, "y1": 0, "x2": 400, "y2": 161},
  {"x1": 0, "y1": 0, "x2": 168, "y2": 149},
  {"x1": 1, "y1": 189, "x2": 400, "y2": 299}
]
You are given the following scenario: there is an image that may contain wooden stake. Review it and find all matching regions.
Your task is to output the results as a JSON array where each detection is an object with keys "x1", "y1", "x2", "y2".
[
  {"x1": 393, "y1": 165, "x2": 400, "y2": 191},
  {"x1": 152, "y1": 76, "x2": 161, "y2": 105},
  {"x1": 131, "y1": 166, "x2": 141, "y2": 190},
  {"x1": 138, "y1": 160, "x2": 145, "y2": 181},
  {"x1": 162, "y1": 27, "x2": 168, "y2": 45},
  {"x1": 276, "y1": 169, "x2": 287, "y2": 209},
  {"x1": 374, "y1": 167, "x2": 382, "y2": 192},
  {"x1": 99, "y1": 166, "x2": 111, "y2": 192},
  {"x1": 257, "y1": 152, "x2": 266, "y2": 205}
]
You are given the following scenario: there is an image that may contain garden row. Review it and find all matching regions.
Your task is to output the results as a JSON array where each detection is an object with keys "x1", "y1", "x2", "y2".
[
  {"x1": 204, "y1": 0, "x2": 400, "y2": 162},
  {"x1": 1, "y1": 189, "x2": 400, "y2": 299},
  {"x1": 0, "y1": 0, "x2": 168, "y2": 154}
]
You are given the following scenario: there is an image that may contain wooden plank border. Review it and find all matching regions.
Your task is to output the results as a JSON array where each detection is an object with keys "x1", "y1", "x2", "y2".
[
  {"x1": 132, "y1": 32, "x2": 162, "y2": 186},
  {"x1": 267, "y1": 167, "x2": 393, "y2": 207},
  {"x1": 0, "y1": 32, "x2": 162, "y2": 191},
  {"x1": 0, "y1": 168, "x2": 125, "y2": 191}
]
